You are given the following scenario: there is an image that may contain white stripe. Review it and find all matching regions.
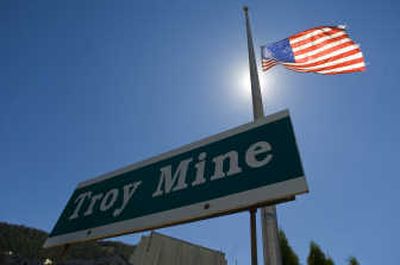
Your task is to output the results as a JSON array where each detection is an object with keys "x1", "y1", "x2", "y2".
[
  {"x1": 262, "y1": 59, "x2": 277, "y2": 68},
  {"x1": 291, "y1": 31, "x2": 347, "y2": 52},
  {"x1": 295, "y1": 38, "x2": 352, "y2": 60},
  {"x1": 262, "y1": 60, "x2": 276, "y2": 66},
  {"x1": 317, "y1": 62, "x2": 366, "y2": 74},
  {"x1": 289, "y1": 53, "x2": 363, "y2": 71},
  {"x1": 263, "y1": 65, "x2": 277, "y2": 71},
  {"x1": 262, "y1": 59, "x2": 276, "y2": 64},
  {"x1": 263, "y1": 64, "x2": 277, "y2": 70},
  {"x1": 284, "y1": 44, "x2": 360, "y2": 66},
  {"x1": 262, "y1": 63, "x2": 276, "y2": 70},
  {"x1": 290, "y1": 27, "x2": 335, "y2": 44}
]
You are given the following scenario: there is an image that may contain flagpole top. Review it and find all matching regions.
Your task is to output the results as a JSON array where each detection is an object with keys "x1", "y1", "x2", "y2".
[{"x1": 243, "y1": 6, "x2": 249, "y2": 14}]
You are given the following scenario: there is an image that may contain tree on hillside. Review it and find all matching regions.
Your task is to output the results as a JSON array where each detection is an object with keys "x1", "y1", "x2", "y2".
[
  {"x1": 279, "y1": 230, "x2": 300, "y2": 265},
  {"x1": 326, "y1": 256, "x2": 335, "y2": 265},
  {"x1": 0, "y1": 222, "x2": 47, "y2": 259},
  {"x1": 348, "y1": 256, "x2": 360, "y2": 265},
  {"x1": 307, "y1": 241, "x2": 328, "y2": 265},
  {"x1": 0, "y1": 222, "x2": 135, "y2": 263}
]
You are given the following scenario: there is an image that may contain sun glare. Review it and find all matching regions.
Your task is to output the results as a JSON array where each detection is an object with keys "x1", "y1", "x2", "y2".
[
  {"x1": 233, "y1": 65, "x2": 278, "y2": 104},
  {"x1": 260, "y1": 70, "x2": 278, "y2": 101},
  {"x1": 238, "y1": 69, "x2": 251, "y2": 95}
]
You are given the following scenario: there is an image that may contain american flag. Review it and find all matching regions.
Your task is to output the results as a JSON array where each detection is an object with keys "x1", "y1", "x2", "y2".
[{"x1": 261, "y1": 26, "x2": 366, "y2": 74}]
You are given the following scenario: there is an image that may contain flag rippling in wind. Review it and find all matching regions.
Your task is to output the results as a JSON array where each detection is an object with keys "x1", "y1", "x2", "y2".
[{"x1": 261, "y1": 26, "x2": 366, "y2": 74}]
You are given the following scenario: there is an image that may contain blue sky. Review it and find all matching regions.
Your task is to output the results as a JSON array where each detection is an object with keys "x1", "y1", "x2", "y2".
[{"x1": 0, "y1": 0, "x2": 399, "y2": 264}]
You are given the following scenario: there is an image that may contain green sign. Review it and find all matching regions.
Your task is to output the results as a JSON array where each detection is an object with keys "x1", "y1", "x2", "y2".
[{"x1": 44, "y1": 110, "x2": 308, "y2": 248}]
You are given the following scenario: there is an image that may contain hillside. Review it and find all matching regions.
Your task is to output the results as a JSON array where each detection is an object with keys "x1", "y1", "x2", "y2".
[{"x1": 0, "y1": 222, "x2": 135, "y2": 264}]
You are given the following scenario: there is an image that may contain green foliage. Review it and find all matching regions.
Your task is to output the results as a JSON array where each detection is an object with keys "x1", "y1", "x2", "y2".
[
  {"x1": 307, "y1": 241, "x2": 328, "y2": 265},
  {"x1": 348, "y1": 256, "x2": 360, "y2": 265},
  {"x1": 279, "y1": 230, "x2": 300, "y2": 265},
  {"x1": 326, "y1": 256, "x2": 335, "y2": 265},
  {"x1": 0, "y1": 222, "x2": 47, "y2": 259}
]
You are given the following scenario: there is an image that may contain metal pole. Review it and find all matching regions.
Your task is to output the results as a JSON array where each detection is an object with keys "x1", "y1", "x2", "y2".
[
  {"x1": 56, "y1": 244, "x2": 70, "y2": 265},
  {"x1": 242, "y1": 6, "x2": 282, "y2": 265},
  {"x1": 250, "y1": 208, "x2": 258, "y2": 265},
  {"x1": 243, "y1": 6, "x2": 264, "y2": 119},
  {"x1": 261, "y1": 207, "x2": 282, "y2": 265}
]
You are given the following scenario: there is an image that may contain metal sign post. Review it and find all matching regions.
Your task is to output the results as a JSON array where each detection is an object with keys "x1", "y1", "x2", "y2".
[
  {"x1": 243, "y1": 6, "x2": 283, "y2": 265},
  {"x1": 250, "y1": 208, "x2": 258, "y2": 265}
]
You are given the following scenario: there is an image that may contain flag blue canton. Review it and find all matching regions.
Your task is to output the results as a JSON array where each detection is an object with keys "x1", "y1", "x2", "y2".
[{"x1": 262, "y1": 38, "x2": 295, "y2": 62}]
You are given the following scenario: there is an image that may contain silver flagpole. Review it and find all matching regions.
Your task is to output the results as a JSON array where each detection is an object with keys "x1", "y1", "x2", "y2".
[{"x1": 242, "y1": 6, "x2": 282, "y2": 265}]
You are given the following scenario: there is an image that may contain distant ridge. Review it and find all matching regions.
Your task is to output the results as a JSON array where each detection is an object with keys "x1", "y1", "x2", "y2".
[{"x1": 0, "y1": 221, "x2": 135, "y2": 264}]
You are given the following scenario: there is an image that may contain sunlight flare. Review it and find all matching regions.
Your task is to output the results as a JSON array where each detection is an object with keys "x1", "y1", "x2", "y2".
[{"x1": 233, "y1": 65, "x2": 279, "y2": 105}]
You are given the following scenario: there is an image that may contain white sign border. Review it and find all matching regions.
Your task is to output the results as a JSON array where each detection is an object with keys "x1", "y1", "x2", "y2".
[
  {"x1": 44, "y1": 109, "x2": 308, "y2": 248},
  {"x1": 45, "y1": 177, "x2": 307, "y2": 248}
]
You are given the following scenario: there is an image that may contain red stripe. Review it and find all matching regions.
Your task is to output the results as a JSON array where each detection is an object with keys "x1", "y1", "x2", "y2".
[
  {"x1": 262, "y1": 59, "x2": 276, "y2": 66},
  {"x1": 285, "y1": 64, "x2": 365, "y2": 74},
  {"x1": 292, "y1": 34, "x2": 350, "y2": 56},
  {"x1": 262, "y1": 64, "x2": 277, "y2": 71},
  {"x1": 322, "y1": 66, "x2": 366, "y2": 75},
  {"x1": 290, "y1": 26, "x2": 336, "y2": 39},
  {"x1": 285, "y1": 57, "x2": 365, "y2": 73},
  {"x1": 262, "y1": 59, "x2": 277, "y2": 71},
  {"x1": 262, "y1": 66, "x2": 276, "y2": 71},
  {"x1": 262, "y1": 62, "x2": 276, "y2": 66},
  {"x1": 290, "y1": 28, "x2": 345, "y2": 48},
  {"x1": 287, "y1": 48, "x2": 361, "y2": 68},
  {"x1": 295, "y1": 41, "x2": 356, "y2": 63}
]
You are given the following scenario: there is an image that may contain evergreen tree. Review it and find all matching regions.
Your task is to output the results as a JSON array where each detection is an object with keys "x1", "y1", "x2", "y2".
[
  {"x1": 307, "y1": 241, "x2": 327, "y2": 265},
  {"x1": 279, "y1": 230, "x2": 300, "y2": 265},
  {"x1": 326, "y1": 256, "x2": 335, "y2": 265},
  {"x1": 348, "y1": 256, "x2": 360, "y2": 265}
]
